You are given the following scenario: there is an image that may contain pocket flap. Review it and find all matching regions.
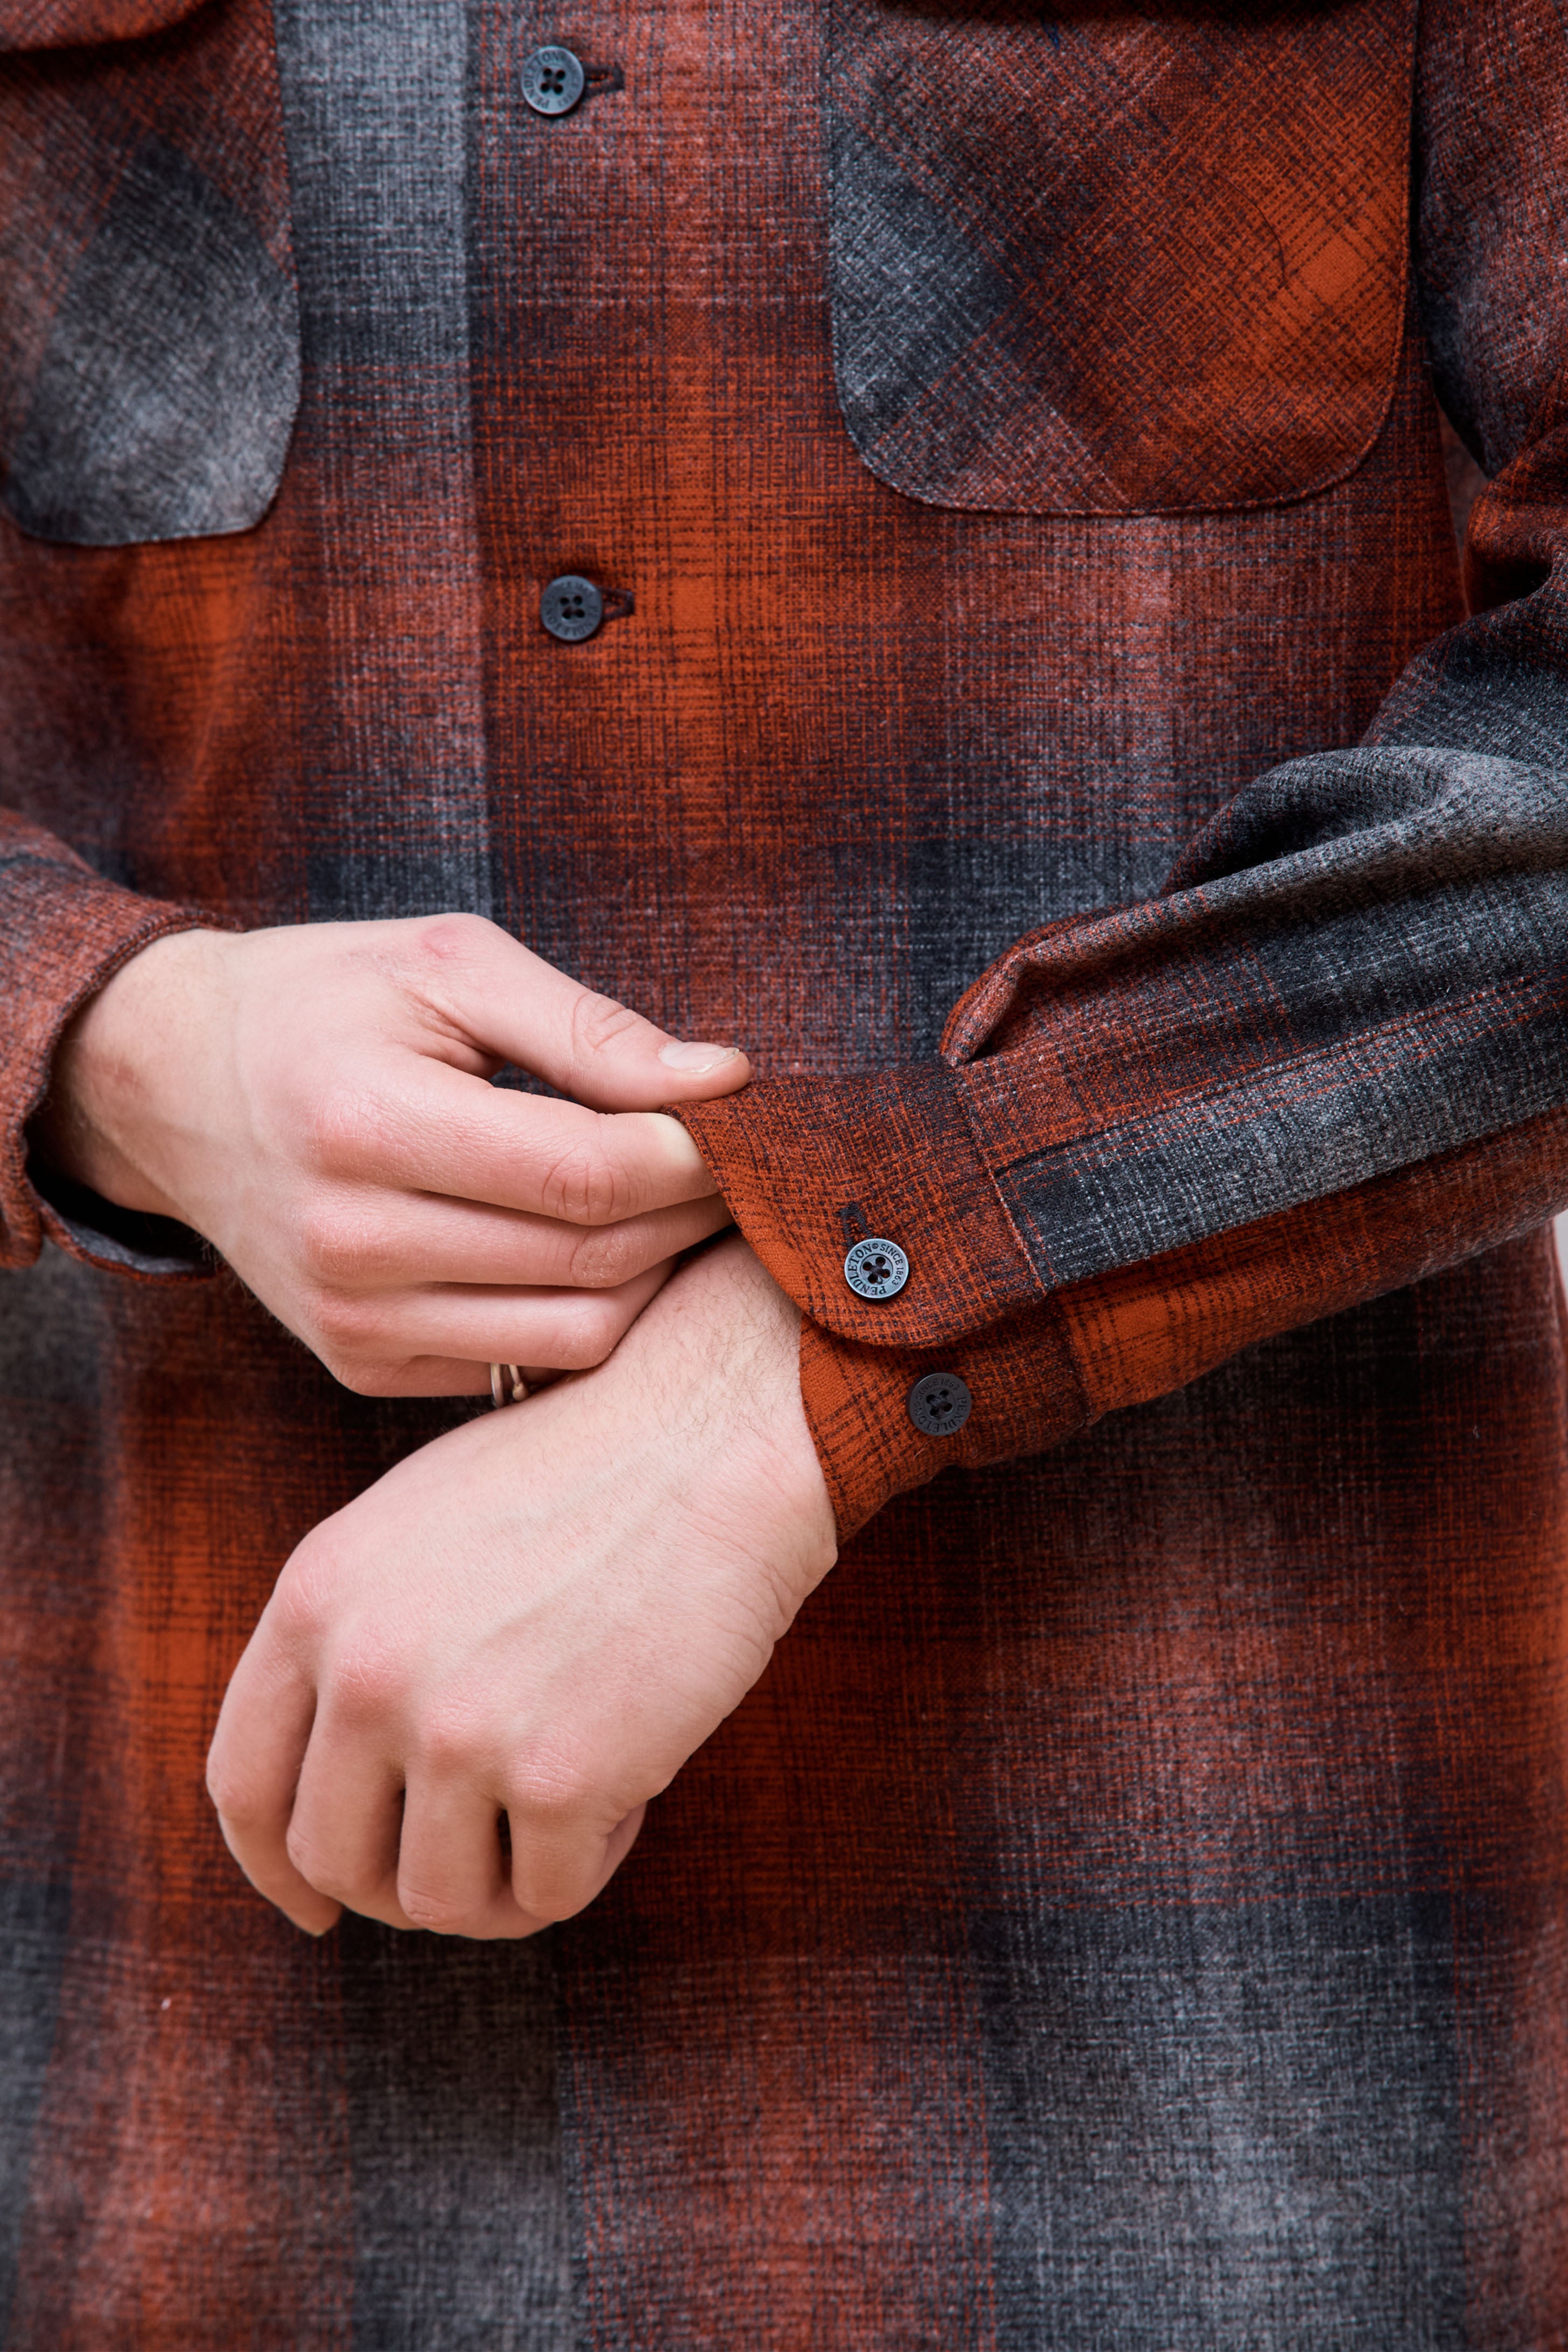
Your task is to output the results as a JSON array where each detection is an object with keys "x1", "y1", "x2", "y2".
[
  {"x1": 827, "y1": 0, "x2": 1417, "y2": 515},
  {"x1": 0, "y1": 0, "x2": 298, "y2": 544},
  {"x1": 0, "y1": 1, "x2": 207, "y2": 53}
]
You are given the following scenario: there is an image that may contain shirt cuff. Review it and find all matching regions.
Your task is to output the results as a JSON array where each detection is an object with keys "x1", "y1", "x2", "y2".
[
  {"x1": 1, "y1": 825, "x2": 215, "y2": 1273},
  {"x1": 801, "y1": 1093, "x2": 1568, "y2": 1541},
  {"x1": 27, "y1": 1159, "x2": 211, "y2": 1281},
  {"x1": 799, "y1": 1297, "x2": 1088, "y2": 1541},
  {"x1": 677, "y1": 1061, "x2": 1043, "y2": 1348}
]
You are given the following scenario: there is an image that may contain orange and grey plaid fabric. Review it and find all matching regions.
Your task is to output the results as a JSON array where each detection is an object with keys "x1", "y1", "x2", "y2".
[
  {"x1": 3, "y1": 0, "x2": 1568, "y2": 2343},
  {"x1": 824, "y1": 0, "x2": 1418, "y2": 512}
]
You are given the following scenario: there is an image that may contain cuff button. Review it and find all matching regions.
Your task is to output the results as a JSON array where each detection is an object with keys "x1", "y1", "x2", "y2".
[
  {"x1": 521, "y1": 45, "x2": 587, "y2": 115},
  {"x1": 908, "y1": 1372, "x2": 971, "y2": 1437},
  {"x1": 541, "y1": 574, "x2": 604, "y2": 641},
  {"x1": 844, "y1": 1236, "x2": 909, "y2": 1299}
]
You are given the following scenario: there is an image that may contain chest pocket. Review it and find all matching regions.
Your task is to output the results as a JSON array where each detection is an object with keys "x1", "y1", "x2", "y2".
[
  {"x1": 825, "y1": 0, "x2": 1416, "y2": 516},
  {"x1": 0, "y1": 0, "x2": 298, "y2": 545}
]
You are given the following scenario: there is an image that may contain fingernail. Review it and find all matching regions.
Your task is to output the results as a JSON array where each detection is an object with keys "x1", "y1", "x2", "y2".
[{"x1": 659, "y1": 1041, "x2": 741, "y2": 1072}]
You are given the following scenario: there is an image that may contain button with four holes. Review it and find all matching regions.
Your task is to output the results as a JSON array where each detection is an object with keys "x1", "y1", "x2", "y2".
[
  {"x1": 541, "y1": 575, "x2": 604, "y2": 642},
  {"x1": 521, "y1": 45, "x2": 587, "y2": 115},
  {"x1": 907, "y1": 1372, "x2": 971, "y2": 1438},
  {"x1": 844, "y1": 1236, "x2": 909, "y2": 1300}
]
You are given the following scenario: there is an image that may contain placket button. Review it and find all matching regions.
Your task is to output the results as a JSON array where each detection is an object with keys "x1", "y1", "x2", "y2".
[
  {"x1": 541, "y1": 575, "x2": 604, "y2": 641},
  {"x1": 521, "y1": 46, "x2": 587, "y2": 116},
  {"x1": 907, "y1": 1373, "x2": 972, "y2": 1437},
  {"x1": 843, "y1": 1236, "x2": 909, "y2": 1299}
]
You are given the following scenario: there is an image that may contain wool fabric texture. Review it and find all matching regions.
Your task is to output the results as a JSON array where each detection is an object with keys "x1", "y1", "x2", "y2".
[{"x1": 3, "y1": 1, "x2": 1568, "y2": 2344}]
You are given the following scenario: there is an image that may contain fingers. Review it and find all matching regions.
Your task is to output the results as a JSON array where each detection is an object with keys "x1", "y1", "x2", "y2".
[
  {"x1": 205, "y1": 1643, "x2": 341, "y2": 1937},
  {"x1": 296, "y1": 1181, "x2": 731, "y2": 1297},
  {"x1": 392, "y1": 1768, "x2": 646, "y2": 1935},
  {"x1": 326, "y1": 1060, "x2": 723, "y2": 1223},
  {"x1": 281, "y1": 1765, "x2": 644, "y2": 1940},
  {"x1": 393, "y1": 1779, "x2": 558, "y2": 1938},
  {"x1": 290, "y1": 1179, "x2": 729, "y2": 1389},
  {"x1": 504, "y1": 1796, "x2": 647, "y2": 1925},
  {"x1": 396, "y1": 914, "x2": 752, "y2": 1111},
  {"x1": 233, "y1": 1702, "x2": 645, "y2": 1941},
  {"x1": 284, "y1": 1733, "x2": 409, "y2": 1931},
  {"x1": 303, "y1": 1262, "x2": 674, "y2": 1395}
]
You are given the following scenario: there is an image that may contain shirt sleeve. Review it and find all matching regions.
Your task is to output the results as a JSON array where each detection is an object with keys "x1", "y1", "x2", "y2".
[
  {"x1": 681, "y1": 0, "x2": 1568, "y2": 1537},
  {"x1": 0, "y1": 805, "x2": 213, "y2": 1279}
]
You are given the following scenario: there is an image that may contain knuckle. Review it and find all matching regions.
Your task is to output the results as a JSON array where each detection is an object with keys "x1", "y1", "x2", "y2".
[
  {"x1": 296, "y1": 1199, "x2": 376, "y2": 1284},
  {"x1": 412, "y1": 911, "x2": 492, "y2": 967},
  {"x1": 283, "y1": 1824, "x2": 360, "y2": 1905},
  {"x1": 324, "y1": 1634, "x2": 410, "y2": 1725},
  {"x1": 506, "y1": 1857, "x2": 598, "y2": 1927},
  {"x1": 505, "y1": 1748, "x2": 597, "y2": 1834},
  {"x1": 537, "y1": 1139, "x2": 628, "y2": 1228},
  {"x1": 509, "y1": 1888, "x2": 576, "y2": 1928},
  {"x1": 397, "y1": 1882, "x2": 479, "y2": 1936},
  {"x1": 395, "y1": 915, "x2": 506, "y2": 1038},
  {"x1": 410, "y1": 1703, "x2": 483, "y2": 1778},
  {"x1": 282, "y1": 1821, "x2": 325, "y2": 1883},
  {"x1": 565, "y1": 1220, "x2": 640, "y2": 1290},
  {"x1": 271, "y1": 1543, "x2": 334, "y2": 1644},
  {"x1": 541, "y1": 1293, "x2": 628, "y2": 1370},
  {"x1": 306, "y1": 1286, "x2": 384, "y2": 1357},
  {"x1": 205, "y1": 1756, "x2": 264, "y2": 1830},
  {"x1": 568, "y1": 989, "x2": 643, "y2": 1062},
  {"x1": 300, "y1": 1082, "x2": 382, "y2": 1177}
]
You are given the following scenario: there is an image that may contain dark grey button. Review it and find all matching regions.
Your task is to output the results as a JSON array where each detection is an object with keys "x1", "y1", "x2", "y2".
[
  {"x1": 541, "y1": 575, "x2": 604, "y2": 642},
  {"x1": 844, "y1": 1236, "x2": 909, "y2": 1300},
  {"x1": 907, "y1": 1372, "x2": 971, "y2": 1438},
  {"x1": 521, "y1": 45, "x2": 586, "y2": 115}
]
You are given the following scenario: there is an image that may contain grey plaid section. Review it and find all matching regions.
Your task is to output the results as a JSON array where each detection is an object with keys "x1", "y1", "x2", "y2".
[
  {"x1": 338, "y1": 1923, "x2": 571, "y2": 2352},
  {"x1": 1003, "y1": 986, "x2": 1564, "y2": 1285},
  {"x1": 978, "y1": 744, "x2": 1568, "y2": 1286},
  {"x1": 273, "y1": 0, "x2": 494, "y2": 932},
  {"x1": 0, "y1": 1881, "x2": 70, "y2": 2346},
  {"x1": 4, "y1": 135, "x2": 298, "y2": 545},
  {"x1": 827, "y1": 111, "x2": 1011, "y2": 457},
  {"x1": 269, "y1": 9, "x2": 559, "y2": 2340},
  {"x1": 969, "y1": 1892, "x2": 1462, "y2": 2349}
]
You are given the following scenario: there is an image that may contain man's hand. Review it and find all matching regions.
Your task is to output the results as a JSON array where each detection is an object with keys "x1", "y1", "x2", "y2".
[
  {"x1": 31, "y1": 916, "x2": 750, "y2": 1394},
  {"x1": 205, "y1": 1237, "x2": 836, "y2": 1937}
]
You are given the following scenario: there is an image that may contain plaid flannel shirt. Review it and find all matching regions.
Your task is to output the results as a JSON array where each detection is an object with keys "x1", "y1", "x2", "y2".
[{"x1": 3, "y1": 0, "x2": 1568, "y2": 2342}]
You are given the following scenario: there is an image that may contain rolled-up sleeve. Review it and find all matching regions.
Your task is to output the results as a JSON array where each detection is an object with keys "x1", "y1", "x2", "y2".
[{"x1": 682, "y1": 0, "x2": 1568, "y2": 1537}]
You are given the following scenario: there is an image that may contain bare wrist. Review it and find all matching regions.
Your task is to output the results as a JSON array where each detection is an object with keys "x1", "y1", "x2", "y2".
[
  {"x1": 29, "y1": 927, "x2": 223, "y2": 1216},
  {"x1": 630, "y1": 1233, "x2": 838, "y2": 1583}
]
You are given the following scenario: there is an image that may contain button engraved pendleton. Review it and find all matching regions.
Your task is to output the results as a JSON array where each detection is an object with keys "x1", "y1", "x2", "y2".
[
  {"x1": 540, "y1": 575, "x2": 604, "y2": 642},
  {"x1": 521, "y1": 46, "x2": 587, "y2": 115},
  {"x1": 843, "y1": 1236, "x2": 909, "y2": 1300},
  {"x1": 907, "y1": 1372, "x2": 971, "y2": 1437}
]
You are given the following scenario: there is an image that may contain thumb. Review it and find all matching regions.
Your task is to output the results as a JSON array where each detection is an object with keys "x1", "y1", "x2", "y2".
[{"x1": 443, "y1": 922, "x2": 752, "y2": 1110}]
